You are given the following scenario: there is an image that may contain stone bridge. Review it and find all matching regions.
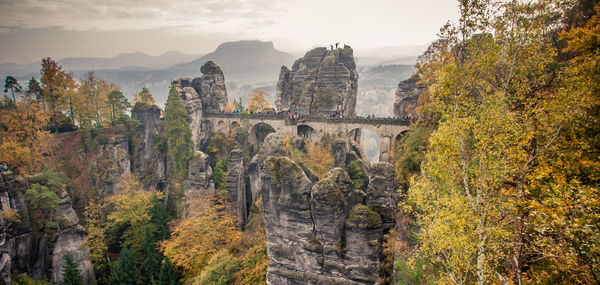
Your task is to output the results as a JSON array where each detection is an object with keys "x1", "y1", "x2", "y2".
[{"x1": 202, "y1": 112, "x2": 410, "y2": 162}]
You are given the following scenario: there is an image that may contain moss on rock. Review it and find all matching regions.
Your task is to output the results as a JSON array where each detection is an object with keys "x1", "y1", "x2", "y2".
[{"x1": 346, "y1": 204, "x2": 382, "y2": 229}]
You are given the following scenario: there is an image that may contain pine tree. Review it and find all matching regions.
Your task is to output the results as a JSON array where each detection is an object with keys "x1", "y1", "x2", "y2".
[
  {"x1": 157, "y1": 258, "x2": 180, "y2": 285},
  {"x1": 165, "y1": 86, "x2": 193, "y2": 179},
  {"x1": 62, "y1": 252, "x2": 84, "y2": 285},
  {"x1": 133, "y1": 87, "x2": 155, "y2": 106},
  {"x1": 110, "y1": 248, "x2": 136, "y2": 285},
  {"x1": 148, "y1": 193, "x2": 171, "y2": 241},
  {"x1": 140, "y1": 225, "x2": 163, "y2": 284},
  {"x1": 107, "y1": 90, "x2": 131, "y2": 126}
]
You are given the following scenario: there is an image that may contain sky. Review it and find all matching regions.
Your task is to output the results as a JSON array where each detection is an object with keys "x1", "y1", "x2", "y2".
[{"x1": 0, "y1": 0, "x2": 460, "y2": 64}]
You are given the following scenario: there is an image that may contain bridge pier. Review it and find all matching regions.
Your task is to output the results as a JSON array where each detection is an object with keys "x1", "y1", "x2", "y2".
[{"x1": 378, "y1": 135, "x2": 392, "y2": 162}]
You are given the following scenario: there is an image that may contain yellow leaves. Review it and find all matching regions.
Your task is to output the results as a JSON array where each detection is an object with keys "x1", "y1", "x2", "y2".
[
  {"x1": 0, "y1": 98, "x2": 49, "y2": 174},
  {"x1": 303, "y1": 141, "x2": 334, "y2": 179},
  {"x1": 247, "y1": 90, "x2": 271, "y2": 113},
  {"x1": 160, "y1": 198, "x2": 240, "y2": 279},
  {"x1": 105, "y1": 173, "x2": 160, "y2": 225}
]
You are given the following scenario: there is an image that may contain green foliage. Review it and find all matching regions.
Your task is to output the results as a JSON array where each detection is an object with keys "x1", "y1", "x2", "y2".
[
  {"x1": 29, "y1": 168, "x2": 65, "y2": 187},
  {"x1": 157, "y1": 258, "x2": 181, "y2": 285},
  {"x1": 62, "y1": 252, "x2": 84, "y2": 285},
  {"x1": 26, "y1": 184, "x2": 60, "y2": 210},
  {"x1": 165, "y1": 86, "x2": 194, "y2": 179},
  {"x1": 13, "y1": 275, "x2": 52, "y2": 285},
  {"x1": 194, "y1": 249, "x2": 240, "y2": 285},
  {"x1": 133, "y1": 87, "x2": 155, "y2": 106},
  {"x1": 392, "y1": 121, "x2": 435, "y2": 190},
  {"x1": 395, "y1": 257, "x2": 429, "y2": 285},
  {"x1": 26, "y1": 77, "x2": 43, "y2": 102},
  {"x1": 26, "y1": 169, "x2": 64, "y2": 232},
  {"x1": 4, "y1": 75, "x2": 22, "y2": 102},
  {"x1": 213, "y1": 159, "x2": 227, "y2": 191},
  {"x1": 140, "y1": 226, "x2": 164, "y2": 284},
  {"x1": 345, "y1": 160, "x2": 368, "y2": 191},
  {"x1": 107, "y1": 90, "x2": 131, "y2": 126},
  {"x1": 110, "y1": 248, "x2": 136, "y2": 285}
]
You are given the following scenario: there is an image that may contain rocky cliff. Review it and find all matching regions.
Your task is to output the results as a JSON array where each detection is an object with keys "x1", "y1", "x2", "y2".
[
  {"x1": 131, "y1": 103, "x2": 168, "y2": 188},
  {"x1": 173, "y1": 61, "x2": 229, "y2": 149},
  {"x1": 275, "y1": 46, "x2": 358, "y2": 116},
  {"x1": 254, "y1": 134, "x2": 398, "y2": 284},
  {"x1": 0, "y1": 172, "x2": 95, "y2": 284},
  {"x1": 393, "y1": 74, "x2": 424, "y2": 119},
  {"x1": 226, "y1": 149, "x2": 248, "y2": 229}
]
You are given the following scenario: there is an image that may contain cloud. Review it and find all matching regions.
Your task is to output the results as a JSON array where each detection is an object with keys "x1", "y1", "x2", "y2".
[{"x1": 0, "y1": 0, "x2": 286, "y2": 33}]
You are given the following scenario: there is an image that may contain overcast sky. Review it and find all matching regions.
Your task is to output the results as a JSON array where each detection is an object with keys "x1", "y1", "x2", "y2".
[{"x1": 0, "y1": 0, "x2": 460, "y2": 64}]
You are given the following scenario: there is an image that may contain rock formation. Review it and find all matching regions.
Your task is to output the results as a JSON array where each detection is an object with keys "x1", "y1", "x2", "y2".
[
  {"x1": 173, "y1": 61, "x2": 229, "y2": 149},
  {"x1": 0, "y1": 172, "x2": 95, "y2": 284},
  {"x1": 90, "y1": 138, "x2": 131, "y2": 198},
  {"x1": 393, "y1": 74, "x2": 424, "y2": 119},
  {"x1": 131, "y1": 103, "x2": 167, "y2": 188},
  {"x1": 275, "y1": 46, "x2": 358, "y2": 116},
  {"x1": 257, "y1": 134, "x2": 399, "y2": 284},
  {"x1": 184, "y1": 151, "x2": 215, "y2": 216},
  {"x1": 226, "y1": 149, "x2": 248, "y2": 229}
]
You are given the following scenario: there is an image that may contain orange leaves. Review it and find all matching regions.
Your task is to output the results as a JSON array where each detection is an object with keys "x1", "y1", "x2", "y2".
[
  {"x1": 304, "y1": 141, "x2": 334, "y2": 179},
  {"x1": 0, "y1": 98, "x2": 49, "y2": 174},
  {"x1": 160, "y1": 198, "x2": 240, "y2": 278},
  {"x1": 247, "y1": 90, "x2": 271, "y2": 113}
]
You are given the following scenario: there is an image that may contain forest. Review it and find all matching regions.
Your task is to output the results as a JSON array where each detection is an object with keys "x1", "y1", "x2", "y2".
[{"x1": 0, "y1": 0, "x2": 599, "y2": 284}]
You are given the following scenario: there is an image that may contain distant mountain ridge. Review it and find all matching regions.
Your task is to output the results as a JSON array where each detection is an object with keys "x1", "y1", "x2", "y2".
[
  {"x1": 172, "y1": 40, "x2": 295, "y2": 84},
  {"x1": 0, "y1": 40, "x2": 295, "y2": 104},
  {"x1": 0, "y1": 51, "x2": 202, "y2": 77}
]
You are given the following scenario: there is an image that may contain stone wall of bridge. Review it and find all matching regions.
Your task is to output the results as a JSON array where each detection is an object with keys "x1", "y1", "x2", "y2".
[{"x1": 202, "y1": 112, "x2": 410, "y2": 162}]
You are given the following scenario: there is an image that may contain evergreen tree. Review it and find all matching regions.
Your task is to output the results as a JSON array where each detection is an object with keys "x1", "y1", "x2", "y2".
[
  {"x1": 133, "y1": 87, "x2": 155, "y2": 106},
  {"x1": 26, "y1": 77, "x2": 43, "y2": 102},
  {"x1": 107, "y1": 90, "x2": 131, "y2": 126},
  {"x1": 140, "y1": 226, "x2": 163, "y2": 284},
  {"x1": 110, "y1": 248, "x2": 136, "y2": 285},
  {"x1": 62, "y1": 252, "x2": 84, "y2": 285},
  {"x1": 157, "y1": 258, "x2": 180, "y2": 285},
  {"x1": 148, "y1": 193, "x2": 171, "y2": 241},
  {"x1": 165, "y1": 86, "x2": 194, "y2": 179},
  {"x1": 4, "y1": 75, "x2": 22, "y2": 103}
]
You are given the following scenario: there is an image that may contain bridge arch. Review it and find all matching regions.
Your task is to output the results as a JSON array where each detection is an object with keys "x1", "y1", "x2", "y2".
[
  {"x1": 230, "y1": 121, "x2": 241, "y2": 133},
  {"x1": 346, "y1": 127, "x2": 380, "y2": 162},
  {"x1": 297, "y1": 124, "x2": 317, "y2": 141},
  {"x1": 248, "y1": 122, "x2": 276, "y2": 145}
]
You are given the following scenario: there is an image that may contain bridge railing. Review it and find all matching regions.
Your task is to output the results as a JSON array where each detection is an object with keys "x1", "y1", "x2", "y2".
[{"x1": 202, "y1": 112, "x2": 411, "y2": 126}]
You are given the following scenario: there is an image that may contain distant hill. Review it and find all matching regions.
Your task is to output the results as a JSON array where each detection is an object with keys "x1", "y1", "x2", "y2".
[
  {"x1": 171, "y1": 40, "x2": 295, "y2": 85},
  {"x1": 0, "y1": 40, "x2": 295, "y2": 105},
  {"x1": 59, "y1": 51, "x2": 201, "y2": 70},
  {"x1": 0, "y1": 51, "x2": 201, "y2": 78}
]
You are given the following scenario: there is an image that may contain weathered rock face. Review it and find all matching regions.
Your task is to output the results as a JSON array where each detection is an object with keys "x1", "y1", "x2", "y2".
[
  {"x1": 50, "y1": 229, "x2": 95, "y2": 284},
  {"x1": 173, "y1": 78, "x2": 204, "y2": 150},
  {"x1": 174, "y1": 61, "x2": 229, "y2": 149},
  {"x1": 365, "y1": 163, "x2": 399, "y2": 231},
  {"x1": 131, "y1": 103, "x2": 167, "y2": 188},
  {"x1": 260, "y1": 141, "x2": 398, "y2": 284},
  {"x1": 275, "y1": 46, "x2": 358, "y2": 116},
  {"x1": 184, "y1": 151, "x2": 215, "y2": 216},
  {"x1": 393, "y1": 74, "x2": 424, "y2": 119},
  {"x1": 90, "y1": 139, "x2": 131, "y2": 198},
  {"x1": 226, "y1": 149, "x2": 247, "y2": 229},
  {"x1": 0, "y1": 172, "x2": 95, "y2": 284}
]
